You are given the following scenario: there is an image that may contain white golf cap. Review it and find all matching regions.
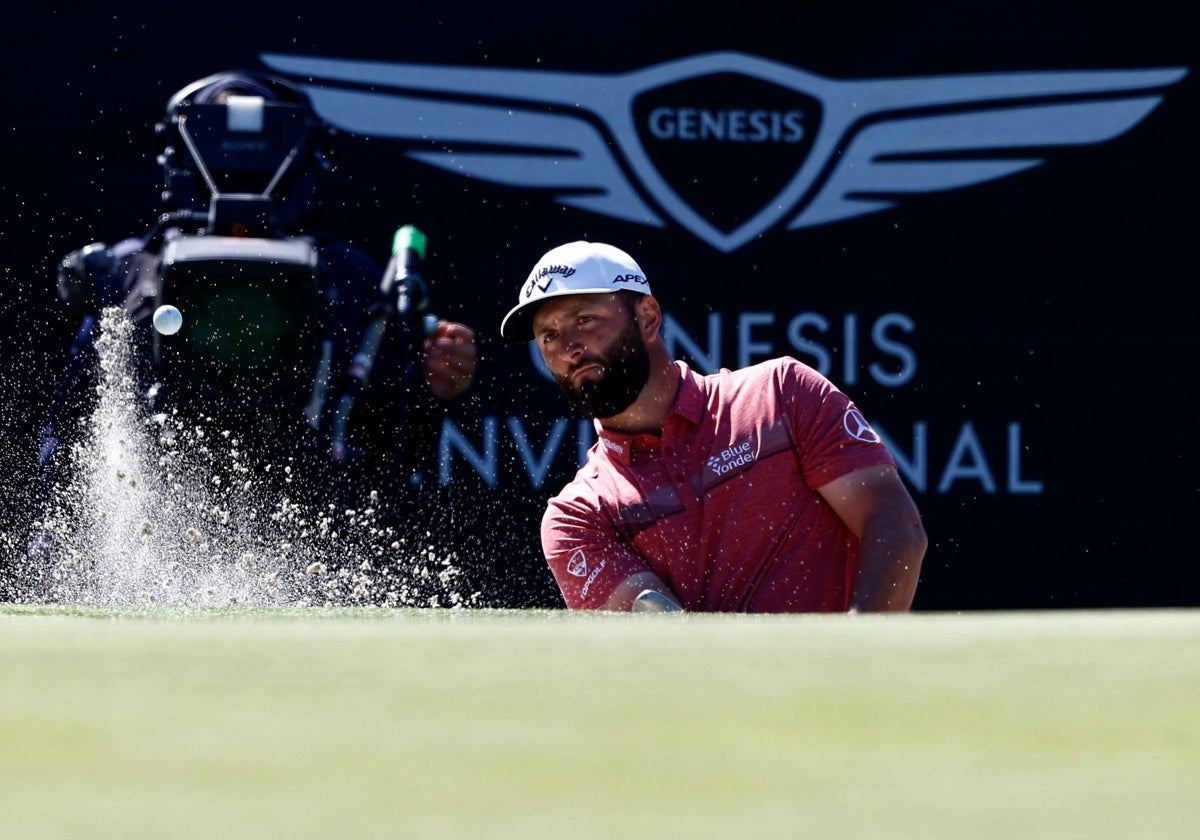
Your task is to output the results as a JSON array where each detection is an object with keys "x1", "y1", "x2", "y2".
[{"x1": 500, "y1": 241, "x2": 651, "y2": 342}]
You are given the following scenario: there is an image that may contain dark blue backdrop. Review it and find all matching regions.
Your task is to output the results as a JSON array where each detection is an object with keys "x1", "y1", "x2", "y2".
[{"x1": 2, "y1": 2, "x2": 1196, "y2": 609}]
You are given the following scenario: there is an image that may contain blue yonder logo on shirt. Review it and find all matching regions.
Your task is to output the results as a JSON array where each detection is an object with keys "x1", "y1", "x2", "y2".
[{"x1": 707, "y1": 439, "x2": 757, "y2": 476}]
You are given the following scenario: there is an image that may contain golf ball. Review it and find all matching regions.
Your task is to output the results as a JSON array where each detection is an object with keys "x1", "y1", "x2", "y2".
[{"x1": 153, "y1": 304, "x2": 183, "y2": 335}]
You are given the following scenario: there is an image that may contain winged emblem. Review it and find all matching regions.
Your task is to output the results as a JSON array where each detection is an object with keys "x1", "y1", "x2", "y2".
[{"x1": 261, "y1": 52, "x2": 1186, "y2": 252}]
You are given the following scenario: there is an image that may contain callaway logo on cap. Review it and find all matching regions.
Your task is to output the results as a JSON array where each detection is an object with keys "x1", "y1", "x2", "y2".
[{"x1": 500, "y1": 240, "x2": 651, "y2": 342}]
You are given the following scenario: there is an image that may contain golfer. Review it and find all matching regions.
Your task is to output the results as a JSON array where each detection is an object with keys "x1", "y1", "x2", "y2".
[{"x1": 500, "y1": 241, "x2": 927, "y2": 612}]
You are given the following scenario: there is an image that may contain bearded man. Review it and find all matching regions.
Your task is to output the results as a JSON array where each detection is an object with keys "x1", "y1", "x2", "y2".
[{"x1": 500, "y1": 241, "x2": 927, "y2": 613}]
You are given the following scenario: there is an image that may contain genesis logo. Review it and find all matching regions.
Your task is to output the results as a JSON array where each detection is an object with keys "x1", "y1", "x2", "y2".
[{"x1": 261, "y1": 52, "x2": 1187, "y2": 252}]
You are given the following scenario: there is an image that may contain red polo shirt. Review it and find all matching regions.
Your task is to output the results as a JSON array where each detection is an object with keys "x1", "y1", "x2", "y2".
[{"x1": 541, "y1": 357, "x2": 896, "y2": 612}]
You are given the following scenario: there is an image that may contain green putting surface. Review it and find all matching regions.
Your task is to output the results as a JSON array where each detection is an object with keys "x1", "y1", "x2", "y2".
[{"x1": 2, "y1": 605, "x2": 1197, "y2": 838}]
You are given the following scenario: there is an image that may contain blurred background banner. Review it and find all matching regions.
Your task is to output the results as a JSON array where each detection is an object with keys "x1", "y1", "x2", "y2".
[{"x1": 3, "y1": 2, "x2": 1195, "y2": 609}]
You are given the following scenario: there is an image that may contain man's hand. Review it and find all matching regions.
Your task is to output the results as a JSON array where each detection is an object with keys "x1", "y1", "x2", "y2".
[
  {"x1": 603, "y1": 570, "x2": 683, "y2": 612},
  {"x1": 422, "y1": 320, "x2": 477, "y2": 401},
  {"x1": 632, "y1": 589, "x2": 684, "y2": 613}
]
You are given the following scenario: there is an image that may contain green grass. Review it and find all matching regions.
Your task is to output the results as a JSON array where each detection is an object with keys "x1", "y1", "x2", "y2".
[{"x1": 2, "y1": 605, "x2": 1198, "y2": 839}]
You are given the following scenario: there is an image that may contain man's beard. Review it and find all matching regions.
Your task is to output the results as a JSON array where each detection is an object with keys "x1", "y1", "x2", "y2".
[{"x1": 556, "y1": 321, "x2": 651, "y2": 419}]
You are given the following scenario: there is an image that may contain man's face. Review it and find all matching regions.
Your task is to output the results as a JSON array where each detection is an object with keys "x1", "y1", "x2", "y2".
[{"x1": 532, "y1": 293, "x2": 651, "y2": 419}]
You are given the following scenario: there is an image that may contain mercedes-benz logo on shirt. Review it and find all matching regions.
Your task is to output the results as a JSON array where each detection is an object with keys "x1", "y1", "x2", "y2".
[{"x1": 843, "y1": 408, "x2": 881, "y2": 443}]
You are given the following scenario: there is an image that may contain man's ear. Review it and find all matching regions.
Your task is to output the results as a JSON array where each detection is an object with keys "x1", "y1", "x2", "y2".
[{"x1": 635, "y1": 295, "x2": 663, "y2": 339}]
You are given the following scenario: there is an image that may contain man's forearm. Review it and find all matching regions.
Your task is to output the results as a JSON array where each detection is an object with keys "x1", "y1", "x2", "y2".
[{"x1": 848, "y1": 525, "x2": 927, "y2": 612}]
